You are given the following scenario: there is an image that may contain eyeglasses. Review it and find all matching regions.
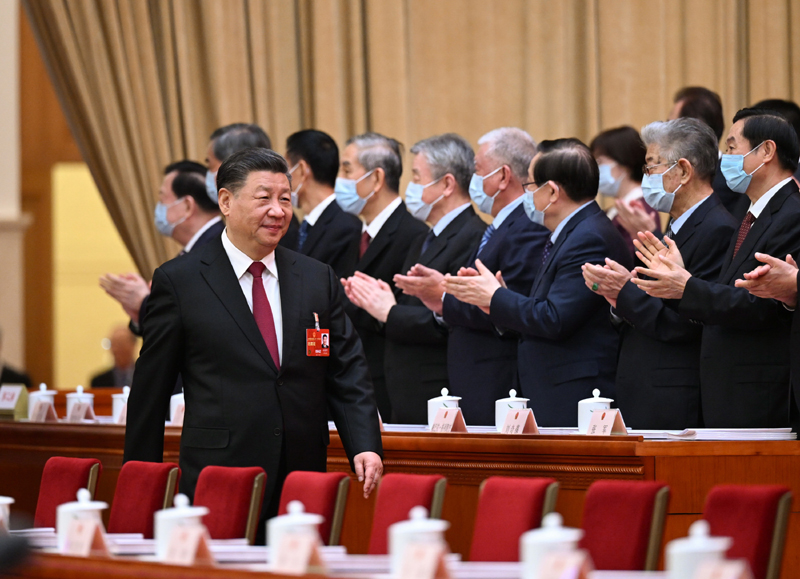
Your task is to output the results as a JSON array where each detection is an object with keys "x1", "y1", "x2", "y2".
[
  {"x1": 522, "y1": 181, "x2": 538, "y2": 193},
  {"x1": 642, "y1": 161, "x2": 675, "y2": 176}
]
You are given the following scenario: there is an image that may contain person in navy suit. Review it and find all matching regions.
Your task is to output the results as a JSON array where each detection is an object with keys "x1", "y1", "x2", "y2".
[
  {"x1": 444, "y1": 139, "x2": 631, "y2": 427},
  {"x1": 395, "y1": 128, "x2": 549, "y2": 425},
  {"x1": 582, "y1": 119, "x2": 738, "y2": 429}
]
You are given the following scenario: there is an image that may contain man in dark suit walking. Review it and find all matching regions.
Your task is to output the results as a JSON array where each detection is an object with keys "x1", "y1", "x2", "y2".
[
  {"x1": 284, "y1": 130, "x2": 361, "y2": 278},
  {"x1": 635, "y1": 109, "x2": 800, "y2": 428},
  {"x1": 582, "y1": 119, "x2": 737, "y2": 429},
  {"x1": 445, "y1": 140, "x2": 631, "y2": 427},
  {"x1": 337, "y1": 133, "x2": 429, "y2": 420},
  {"x1": 124, "y1": 148, "x2": 383, "y2": 536},
  {"x1": 344, "y1": 134, "x2": 486, "y2": 424}
]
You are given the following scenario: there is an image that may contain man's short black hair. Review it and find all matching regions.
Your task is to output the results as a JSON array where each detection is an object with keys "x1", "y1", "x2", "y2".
[
  {"x1": 163, "y1": 160, "x2": 219, "y2": 213},
  {"x1": 733, "y1": 107, "x2": 800, "y2": 174},
  {"x1": 533, "y1": 138, "x2": 599, "y2": 203},
  {"x1": 752, "y1": 99, "x2": 800, "y2": 140},
  {"x1": 674, "y1": 86, "x2": 725, "y2": 142},
  {"x1": 590, "y1": 126, "x2": 646, "y2": 182},
  {"x1": 285, "y1": 130, "x2": 339, "y2": 188},
  {"x1": 210, "y1": 123, "x2": 272, "y2": 162},
  {"x1": 217, "y1": 147, "x2": 290, "y2": 195}
]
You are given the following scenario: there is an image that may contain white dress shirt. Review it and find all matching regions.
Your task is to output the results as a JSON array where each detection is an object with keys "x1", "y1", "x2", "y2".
[
  {"x1": 221, "y1": 228, "x2": 283, "y2": 363},
  {"x1": 668, "y1": 195, "x2": 709, "y2": 236},
  {"x1": 432, "y1": 202, "x2": 471, "y2": 236},
  {"x1": 304, "y1": 193, "x2": 337, "y2": 227},
  {"x1": 364, "y1": 196, "x2": 403, "y2": 237},
  {"x1": 749, "y1": 177, "x2": 792, "y2": 218},
  {"x1": 551, "y1": 201, "x2": 593, "y2": 243},
  {"x1": 184, "y1": 216, "x2": 222, "y2": 253},
  {"x1": 492, "y1": 194, "x2": 524, "y2": 229}
]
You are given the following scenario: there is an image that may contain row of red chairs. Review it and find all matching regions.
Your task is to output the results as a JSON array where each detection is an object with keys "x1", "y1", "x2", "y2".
[{"x1": 30, "y1": 458, "x2": 790, "y2": 579}]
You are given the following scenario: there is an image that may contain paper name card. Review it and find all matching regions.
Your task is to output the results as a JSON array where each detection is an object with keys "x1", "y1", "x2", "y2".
[
  {"x1": 164, "y1": 524, "x2": 214, "y2": 566},
  {"x1": 272, "y1": 532, "x2": 326, "y2": 575},
  {"x1": 0, "y1": 385, "x2": 27, "y2": 420},
  {"x1": 694, "y1": 560, "x2": 754, "y2": 579},
  {"x1": 586, "y1": 408, "x2": 627, "y2": 436},
  {"x1": 502, "y1": 408, "x2": 539, "y2": 434},
  {"x1": 430, "y1": 408, "x2": 467, "y2": 433},
  {"x1": 67, "y1": 402, "x2": 96, "y2": 423},
  {"x1": 30, "y1": 400, "x2": 58, "y2": 423},
  {"x1": 399, "y1": 542, "x2": 451, "y2": 579},
  {"x1": 170, "y1": 403, "x2": 185, "y2": 426},
  {"x1": 539, "y1": 550, "x2": 593, "y2": 579},
  {"x1": 63, "y1": 519, "x2": 109, "y2": 558},
  {"x1": 115, "y1": 403, "x2": 127, "y2": 425}
]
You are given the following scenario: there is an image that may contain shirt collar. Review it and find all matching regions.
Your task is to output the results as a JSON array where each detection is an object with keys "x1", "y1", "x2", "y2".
[
  {"x1": 221, "y1": 227, "x2": 278, "y2": 281},
  {"x1": 184, "y1": 216, "x2": 222, "y2": 253},
  {"x1": 669, "y1": 195, "x2": 709, "y2": 235},
  {"x1": 749, "y1": 177, "x2": 792, "y2": 218},
  {"x1": 551, "y1": 201, "x2": 593, "y2": 243},
  {"x1": 432, "y1": 202, "x2": 471, "y2": 236},
  {"x1": 304, "y1": 193, "x2": 336, "y2": 227},
  {"x1": 492, "y1": 194, "x2": 524, "y2": 229},
  {"x1": 364, "y1": 196, "x2": 403, "y2": 237}
]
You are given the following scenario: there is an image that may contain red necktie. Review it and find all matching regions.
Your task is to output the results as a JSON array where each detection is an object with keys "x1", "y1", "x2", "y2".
[
  {"x1": 732, "y1": 211, "x2": 756, "y2": 258},
  {"x1": 359, "y1": 231, "x2": 371, "y2": 258},
  {"x1": 247, "y1": 262, "x2": 280, "y2": 370}
]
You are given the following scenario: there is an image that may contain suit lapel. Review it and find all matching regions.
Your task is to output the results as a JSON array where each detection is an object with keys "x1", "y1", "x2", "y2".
[
  {"x1": 357, "y1": 201, "x2": 404, "y2": 271},
  {"x1": 420, "y1": 208, "x2": 475, "y2": 265},
  {"x1": 674, "y1": 194, "x2": 718, "y2": 249},
  {"x1": 720, "y1": 208, "x2": 772, "y2": 283},
  {"x1": 275, "y1": 246, "x2": 302, "y2": 367},
  {"x1": 199, "y1": 237, "x2": 278, "y2": 373},
  {"x1": 300, "y1": 203, "x2": 335, "y2": 256}
]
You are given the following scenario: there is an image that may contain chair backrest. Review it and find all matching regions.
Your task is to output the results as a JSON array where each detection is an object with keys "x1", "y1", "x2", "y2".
[
  {"x1": 107, "y1": 461, "x2": 180, "y2": 538},
  {"x1": 368, "y1": 473, "x2": 447, "y2": 554},
  {"x1": 579, "y1": 480, "x2": 670, "y2": 570},
  {"x1": 278, "y1": 471, "x2": 349, "y2": 546},
  {"x1": 193, "y1": 466, "x2": 266, "y2": 544},
  {"x1": 703, "y1": 484, "x2": 792, "y2": 579},
  {"x1": 34, "y1": 457, "x2": 102, "y2": 528},
  {"x1": 469, "y1": 476, "x2": 558, "y2": 561}
]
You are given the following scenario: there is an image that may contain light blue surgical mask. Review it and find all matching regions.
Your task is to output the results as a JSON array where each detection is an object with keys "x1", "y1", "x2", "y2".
[
  {"x1": 523, "y1": 184, "x2": 551, "y2": 226},
  {"x1": 334, "y1": 169, "x2": 376, "y2": 215},
  {"x1": 597, "y1": 163, "x2": 622, "y2": 197},
  {"x1": 288, "y1": 163, "x2": 301, "y2": 208},
  {"x1": 405, "y1": 177, "x2": 444, "y2": 222},
  {"x1": 720, "y1": 142, "x2": 765, "y2": 194},
  {"x1": 154, "y1": 198, "x2": 188, "y2": 237},
  {"x1": 205, "y1": 170, "x2": 218, "y2": 203},
  {"x1": 469, "y1": 166, "x2": 503, "y2": 214},
  {"x1": 641, "y1": 162, "x2": 681, "y2": 213}
]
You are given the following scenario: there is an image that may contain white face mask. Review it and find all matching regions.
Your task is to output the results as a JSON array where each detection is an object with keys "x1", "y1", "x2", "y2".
[
  {"x1": 205, "y1": 170, "x2": 218, "y2": 203},
  {"x1": 405, "y1": 177, "x2": 444, "y2": 222},
  {"x1": 469, "y1": 166, "x2": 503, "y2": 214}
]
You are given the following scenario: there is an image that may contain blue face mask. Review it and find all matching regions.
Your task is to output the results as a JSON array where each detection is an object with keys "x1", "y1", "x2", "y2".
[
  {"x1": 597, "y1": 163, "x2": 622, "y2": 197},
  {"x1": 523, "y1": 183, "x2": 552, "y2": 226},
  {"x1": 720, "y1": 142, "x2": 765, "y2": 194},
  {"x1": 641, "y1": 162, "x2": 681, "y2": 213},
  {"x1": 205, "y1": 170, "x2": 218, "y2": 203},
  {"x1": 469, "y1": 166, "x2": 503, "y2": 214},
  {"x1": 405, "y1": 177, "x2": 444, "y2": 222},
  {"x1": 288, "y1": 164, "x2": 301, "y2": 208},
  {"x1": 334, "y1": 169, "x2": 376, "y2": 215},
  {"x1": 154, "y1": 198, "x2": 187, "y2": 237}
]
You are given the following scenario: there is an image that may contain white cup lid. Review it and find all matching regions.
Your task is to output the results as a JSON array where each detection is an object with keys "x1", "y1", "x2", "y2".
[
  {"x1": 270, "y1": 500, "x2": 324, "y2": 527},
  {"x1": 522, "y1": 512, "x2": 583, "y2": 544},
  {"x1": 67, "y1": 385, "x2": 94, "y2": 399},
  {"x1": 429, "y1": 388, "x2": 461, "y2": 402},
  {"x1": 157, "y1": 493, "x2": 208, "y2": 520},
  {"x1": 578, "y1": 388, "x2": 613, "y2": 404},
  {"x1": 390, "y1": 505, "x2": 450, "y2": 534},
  {"x1": 57, "y1": 488, "x2": 107, "y2": 513},
  {"x1": 667, "y1": 519, "x2": 732, "y2": 553}
]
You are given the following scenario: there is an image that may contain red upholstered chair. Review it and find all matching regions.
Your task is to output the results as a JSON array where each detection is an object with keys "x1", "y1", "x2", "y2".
[
  {"x1": 579, "y1": 480, "x2": 670, "y2": 571},
  {"x1": 107, "y1": 461, "x2": 180, "y2": 538},
  {"x1": 469, "y1": 476, "x2": 559, "y2": 561},
  {"x1": 368, "y1": 473, "x2": 447, "y2": 554},
  {"x1": 192, "y1": 465, "x2": 266, "y2": 544},
  {"x1": 277, "y1": 471, "x2": 349, "y2": 546},
  {"x1": 703, "y1": 484, "x2": 792, "y2": 579},
  {"x1": 33, "y1": 457, "x2": 102, "y2": 528}
]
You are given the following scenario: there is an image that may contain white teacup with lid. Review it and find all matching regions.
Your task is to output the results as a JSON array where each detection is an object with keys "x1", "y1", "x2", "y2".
[
  {"x1": 56, "y1": 488, "x2": 107, "y2": 553},
  {"x1": 267, "y1": 500, "x2": 324, "y2": 558},
  {"x1": 28, "y1": 383, "x2": 57, "y2": 419},
  {"x1": 154, "y1": 493, "x2": 209, "y2": 561},
  {"x1": 389, "y1": 506, "x2": 450, "y2": 577},
  {"x1": 112, "y1": 386, "x2": 130, "y2": 422},
  {"x1": 666, "y1": 519, "x2": 732, "y2": 579},
  {"x1": 170, "y1": 391, "x2": 185, "y2": 423},
  {"x1": 427, "y1": 388, "x2": 461, "y2": 428},
  {"x1": 520, "y1": 512, "x2": 584, "y2": 579},
  {"x1": 495, "y1": 389, "x2": 530, "y2": 432},
  {"x1": 577, "y1": 389, "x2": 613, "y2": 434},
  {"x1": 0, "y1": 496, "x2": 14, "y2": 533},
  {"x1": 66, "y1": 385, "x2": 94, "y2": 417}
]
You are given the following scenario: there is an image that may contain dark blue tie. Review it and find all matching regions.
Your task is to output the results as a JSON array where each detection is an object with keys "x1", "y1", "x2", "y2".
[
  {"x1": 477, "y1": 224, "x2": 495, "y2": 256},
  {"x1": 541, "y1": 239, "x2": 554, "y2": 265},
  {"x1": 420, "y1": 230, "x2": 436, "y2": 255},
  {"x1": 297, "y1": 220, "x2": 310, "y2": 251}
]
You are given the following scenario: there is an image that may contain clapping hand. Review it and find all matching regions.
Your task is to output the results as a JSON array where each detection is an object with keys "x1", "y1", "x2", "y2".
[{"x1": 735, "y1": 253, "x2": 799, "y2": 307}]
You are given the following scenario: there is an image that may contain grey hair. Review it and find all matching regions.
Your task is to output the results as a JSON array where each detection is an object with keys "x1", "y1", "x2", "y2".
[
  {"x1": 211, "y1": 123, "x2": 272, "y2": 162},
  {"x1": 477, "y1": 127, "x2": 538, "y2": 181},
  {"x1": 640, "y1": 118, "x2": 719, "y2": 182},
  {"x1": 345, "y1": 132, "x2": 403, "y2": 192},
  {"x1": 410, "y1": 133, "x2": 475, "y2": 194}
]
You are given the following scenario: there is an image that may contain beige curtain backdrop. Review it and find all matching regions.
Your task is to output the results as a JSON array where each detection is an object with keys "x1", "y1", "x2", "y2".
[{"x1": 22, "y1": 0, "x2": 800, "y2": 276}]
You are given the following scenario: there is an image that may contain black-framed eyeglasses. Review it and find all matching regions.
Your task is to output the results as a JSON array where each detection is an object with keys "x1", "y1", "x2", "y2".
[{"x1": 522, "y1": 181, "x2": 539, "y2": 193}]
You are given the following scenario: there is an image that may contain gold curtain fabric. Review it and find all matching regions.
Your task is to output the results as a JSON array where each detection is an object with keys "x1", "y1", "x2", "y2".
[{"x1": 22, "y1": 0, "x2": 800, "y2": 275}]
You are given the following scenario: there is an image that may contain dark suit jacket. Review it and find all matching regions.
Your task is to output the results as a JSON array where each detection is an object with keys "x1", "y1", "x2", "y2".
[
  {"x1": 279, "y1": 212, "x2": 300, "y2": 251},
  {"x1": 0, "y1": 365, "x2": 31, "y2": 388},
  {"x1": 124, "y1": 237, "x2": 382, "y2": 521},
  {"x1": 442, "y1": 203, "x2": 550, "y2": 425},
  {"x1": 614, "y1": 194, "x2": 737, "y2": 429},
  {"x1": 679, "y1": 180, "x2": 800, "y2": 427},
  {"x1": 792, "y1": 270, "x2": 800, "y2": 428},
  {"x1": 344, "y1": 200, "x2": 429, "y2": 419},
  {"x1": 712, "y1": 159, "x2": 750, "y2": 222},
  {"x1": 299, "y1": 201, "x2": 361, "y2": 279},
  {"x1": 90, "y1": 368, "x2": 116, "y2": 388},
  {"x1": 383, "y1": 206, "x2": 487, "y2": 423},
  {"x1": 490, "y1": 202, "x2": 632, "y2": 427}
]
